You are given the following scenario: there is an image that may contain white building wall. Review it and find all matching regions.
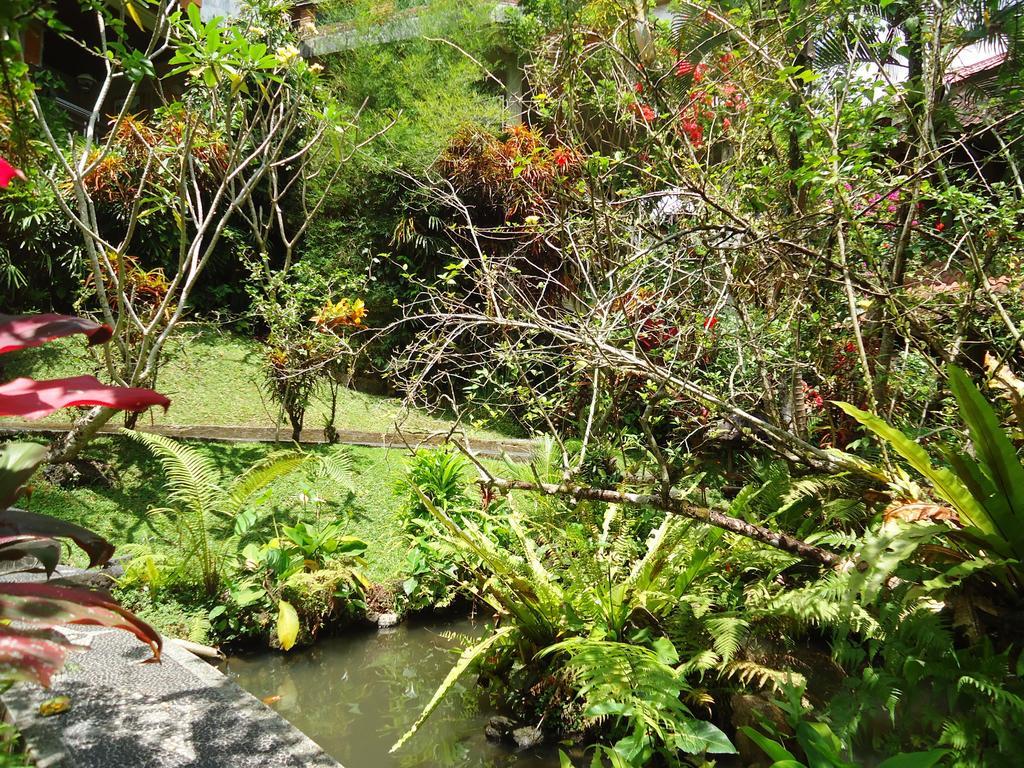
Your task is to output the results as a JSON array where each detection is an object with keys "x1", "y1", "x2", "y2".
[{"x1": 200, "y1": 0, "x2": 241, "y2": 22}]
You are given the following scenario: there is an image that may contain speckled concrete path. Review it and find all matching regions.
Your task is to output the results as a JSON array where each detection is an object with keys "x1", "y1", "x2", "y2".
[{"x1": 0, "y1": 627, "x2": 342, "y2": 768}]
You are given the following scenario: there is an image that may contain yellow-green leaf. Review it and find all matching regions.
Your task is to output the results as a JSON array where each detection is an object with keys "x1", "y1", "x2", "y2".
[
  {"x1": 125, "y1": 1, "x2": 144, "y2": 30},
  {"x1": 276, "y1": 600, "x2": 299, "y2": 651}
]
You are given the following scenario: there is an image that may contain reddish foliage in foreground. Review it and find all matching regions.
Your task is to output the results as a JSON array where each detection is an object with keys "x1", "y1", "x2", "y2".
[
  {"x1": 0, "y1": 307, "x2": 167, "y2": 684},
  {"x1": 0, "y1": 313, "x2": 113, "y2": 354},
  {"x1": 0, "y1": 376, "x2": 170, "y2": 420}
]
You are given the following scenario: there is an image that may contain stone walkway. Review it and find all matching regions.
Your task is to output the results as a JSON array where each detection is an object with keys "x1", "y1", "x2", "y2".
[{"x1": 1, "y1": 627, "x2": 342, "y2": 768}]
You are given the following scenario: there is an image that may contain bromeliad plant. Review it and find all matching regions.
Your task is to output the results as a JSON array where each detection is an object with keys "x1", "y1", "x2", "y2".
[
  {"x1": 231, "y1": 519, "x2": 368, "y2": 650},
  {"x1": 0, "y1": 309, "x2": 168, "y2": 686},
  {"x1": 838, "y1": 365, "x2": 1024, "y2": 599}
]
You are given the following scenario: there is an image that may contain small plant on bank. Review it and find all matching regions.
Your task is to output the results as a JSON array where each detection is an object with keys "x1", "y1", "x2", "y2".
[
  {"x1": 398, "y1": 449, "x2": 504, "y2": 612},
  {"x1": 123, "y1": 430, "x2": 353, "y2": 591},
  {"x1": 226, "y1": 517, "x2": 369, "y2": 649}
]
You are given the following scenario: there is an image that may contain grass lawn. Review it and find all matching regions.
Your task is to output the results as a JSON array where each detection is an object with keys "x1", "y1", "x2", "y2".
[
  {"x1": 21, "y1": 433, "x2": 517, "y2": 640},
  {"x1": 23, "y1": 436, "x2": 413, "y2": 584},
  {"x1": 1, "y1": 323, "x2": 511, "y2": 440}
]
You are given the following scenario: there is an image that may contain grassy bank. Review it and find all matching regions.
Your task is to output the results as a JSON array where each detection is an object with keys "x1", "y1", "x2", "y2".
[
  {"x1": 22, "y1": 435, "x2": 418, "y2": 638},
  {"x1": 25, "y1": 437, "x2": 412, "y2": 581},
  {"x1": 1, "y1": 323, "x2": 511, "y2": 440}
]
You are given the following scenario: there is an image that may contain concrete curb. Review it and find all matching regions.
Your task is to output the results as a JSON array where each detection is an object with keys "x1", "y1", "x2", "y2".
[{"x1": 0, "y1": 420, "x2": 536, "y2": 459}]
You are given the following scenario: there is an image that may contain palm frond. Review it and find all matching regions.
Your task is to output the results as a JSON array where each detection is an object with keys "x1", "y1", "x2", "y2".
[{"x1": 390, "y1": 626, "x2": 513, "y2": 752}]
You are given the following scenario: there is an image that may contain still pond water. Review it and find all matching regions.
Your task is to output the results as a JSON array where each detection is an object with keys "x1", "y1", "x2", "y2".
[{"x1": 224, "y1": 617, "x2": 560, "y2": 768}]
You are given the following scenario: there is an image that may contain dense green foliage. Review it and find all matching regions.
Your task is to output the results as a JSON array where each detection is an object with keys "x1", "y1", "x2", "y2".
[{"x1": 4, "y1": 0, "x2": 1024, "y2": 765}]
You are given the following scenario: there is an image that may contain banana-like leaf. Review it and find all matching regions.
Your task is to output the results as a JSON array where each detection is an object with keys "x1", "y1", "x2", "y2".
[
  {"x1": 875, "y1": 749, "x2": 950, "y2": 768},
  {"x1": 836, "y1": 402, "x2": 998, "y2": 547},
  {"x1": 0, "y1": 442, "x2": 46, "y2": 508},
  {"x1": 390, "y1": 626, "x2": 512, "y2": 753},
  {"x1": 0, "y1": 376, "x2": 170, "y2": 419},
  {"x1": 277, "y1": 600, "x2": 299, "y2": 651},
  {"x1": 0, "y1": 582, "x2": 161, "y2": 660},
  {"x1": 947, "y1": 366, "x2": 1024, "y2": 557},
  {"x1": 738, "y1": 727, "x2": 798, "y2": 762},
  {"x1": 0, "y1": 314, "x2": 112, "y2": 355},
  {"x1": 0, "y1": 508, "x2": 115, "y2": 567}
]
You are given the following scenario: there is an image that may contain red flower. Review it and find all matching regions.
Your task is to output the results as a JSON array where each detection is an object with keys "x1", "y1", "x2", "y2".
[
  {"x1": 806, "y1": 388, "x2": 824, "y2": 410},
  {"x1": 934, "y1": 221, "x2": 945, "y2": 232},
  {"x1": 675, "y1": 61, "x2": 695, "y2": 77},
  {"x1": 0, "y1": 157, "x2": 26, "y2": 188},
  {"x1": 702, "y1": 315, "x2": 719, "y2": 331},
  {"x1": 680, "y1": 119, "x2": 703, "y2": 146},
  {"x1": 630, "y1": 103, "x2": 656, "y2": 122},
  {"x1": 553, "y1": 148, "x2": 571, "y2": 169},
  {"x1": 634, "y1": 82, "x2": 643, "y2": 93}
]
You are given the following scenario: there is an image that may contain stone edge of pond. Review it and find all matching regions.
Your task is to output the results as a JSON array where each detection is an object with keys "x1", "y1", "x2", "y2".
[{"x1": 0, "y1": 628, "x2": 344, "y2": 768}]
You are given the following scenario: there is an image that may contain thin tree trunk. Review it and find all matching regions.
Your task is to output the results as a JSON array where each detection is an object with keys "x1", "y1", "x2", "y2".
[
  {"x1": 480, "y1": 477, "x2": 840, "y2": 566},
  {"x1": 46, "y1": 406, "x2": 118, "y2": 464}
]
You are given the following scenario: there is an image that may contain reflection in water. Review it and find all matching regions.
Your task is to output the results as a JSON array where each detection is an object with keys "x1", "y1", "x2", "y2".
[{"x1": 224, "y1": 618, "x2": 560, "y2": 768}]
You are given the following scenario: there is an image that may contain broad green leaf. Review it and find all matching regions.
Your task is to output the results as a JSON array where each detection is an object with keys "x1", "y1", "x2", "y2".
[
  {"x1": 738, "y1": 726, "x2": 797, "y2": 762},
  {"x1": 947, "y1": 365, "x2": 1024, "y2": 556},
  {"x1": 390, "y1": 626, "x2": 512, "y2": 752},
  {"x1": 796, "y1": 721, "x2": 854, "y2": 768},
  {"x1": 836, "y1": 402, "x2": 993, "y2": 537},
  {"x1": 0, "y1": 442, "x2": 46, "y2": 508},
  {"x1": 276, "y1": 600, "x2": 299, "y2": 651},
  {"x1": 876, "y1": 749, "x2": 950, "y2": 768},
  {"x1": 678, "y1": 719, "x2": 736, "y2": 754}
]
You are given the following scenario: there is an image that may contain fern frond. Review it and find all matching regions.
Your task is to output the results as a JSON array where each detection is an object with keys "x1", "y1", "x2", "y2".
[
  {"x1": 227, "y1": 449, "x2": 312, "y2": 515},
  {"x1": 721, "y1": 660, "x2": 805, "y2": 695},
  {"x1": 704, "y1": 616, "x2": 749, "y2": 665},
  {"x1": 123, "y1": 429, "x2": 221, "y2": 514},
  {"x1": 390, "y1": 626, "x2": 513, "y2": 752}
]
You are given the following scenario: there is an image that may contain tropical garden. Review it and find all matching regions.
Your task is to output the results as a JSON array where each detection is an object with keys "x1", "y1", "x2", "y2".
[{"x1": 0, "y1": 0, "x2": 1023, "y2": 765}]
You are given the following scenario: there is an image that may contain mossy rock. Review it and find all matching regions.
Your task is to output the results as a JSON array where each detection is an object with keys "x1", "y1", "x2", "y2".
[{"x1": 281, "y1": 567, "x2": 366, "y2": 643}]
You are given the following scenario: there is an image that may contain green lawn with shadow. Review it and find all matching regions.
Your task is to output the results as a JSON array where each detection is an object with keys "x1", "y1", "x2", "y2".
[{"x1": 2, "y1": 323, "x2": 512, "y2": 440}]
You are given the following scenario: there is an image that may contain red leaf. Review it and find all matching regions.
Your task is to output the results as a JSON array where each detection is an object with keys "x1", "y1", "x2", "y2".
[
  {"x1": 0, "y1": 536, "x2": 62, "y2": 575},
  {"x1": 0, "y1": 629, "x2": 73, "y2": 687},
  {"x1": 0, "y1": 314, "x2": 113, "y2": 355},
  {"x1": 0, "y1": 509, "x2": 115, "y2": 568},
  {"x1": 0, "y1": 158, "x2": 25, "y2": 189},
  {"x1": 0, "y1": 376, "x2": 170, "y2": 419},
  {"x1": 0, "y1": 582, "x2": 161, "y2": 660}
]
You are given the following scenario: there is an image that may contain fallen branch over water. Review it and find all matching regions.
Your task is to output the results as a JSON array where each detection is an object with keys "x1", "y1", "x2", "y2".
[{"x1": 477, "y1": 477, "x2": 840, "y2": 567}]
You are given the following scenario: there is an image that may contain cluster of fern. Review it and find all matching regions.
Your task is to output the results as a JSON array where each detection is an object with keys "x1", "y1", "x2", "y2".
[{"x1": 396, "y1": 371, "x2": 1024, "y2": 768}]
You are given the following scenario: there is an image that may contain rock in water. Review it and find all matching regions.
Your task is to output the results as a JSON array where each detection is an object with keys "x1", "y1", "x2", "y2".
[
  {"x1": 484, "y1": 716, "x2": 516, "y2": 742},
  {"x1": 512, "y1": 725, "x2": 543, "y2": 750},
  {"x1": 376, "y1": 612, "x2": 399, "y2": 629}
]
